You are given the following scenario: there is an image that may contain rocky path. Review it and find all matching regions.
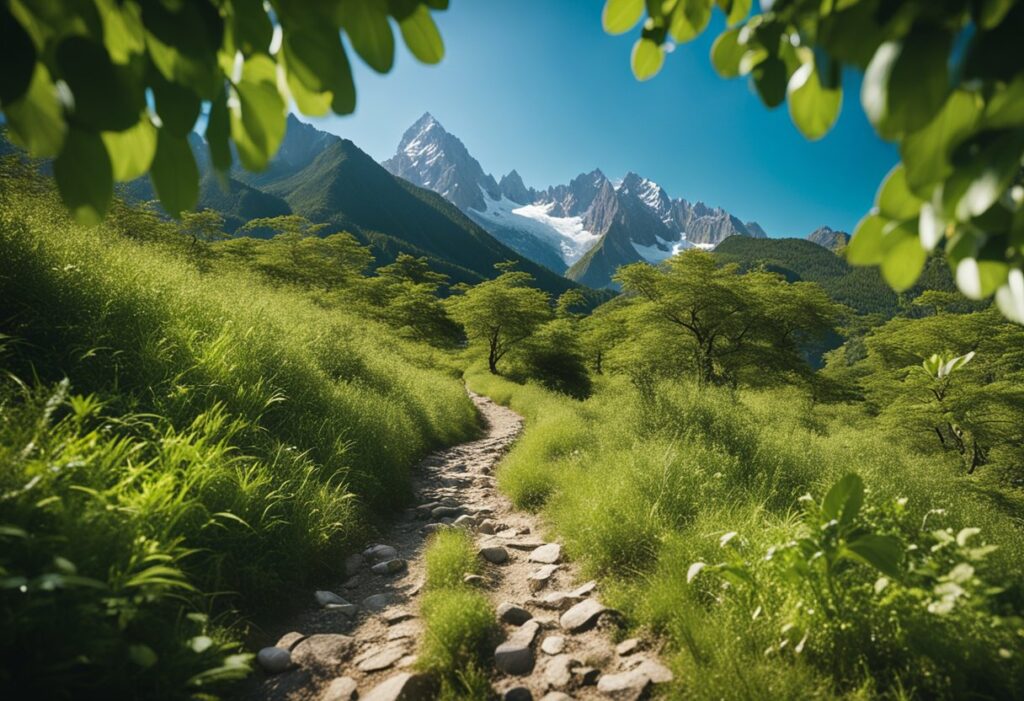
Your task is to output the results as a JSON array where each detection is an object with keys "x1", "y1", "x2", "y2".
[{"x1": 244, "y1": 391, "x2": 671, "y2": 701}]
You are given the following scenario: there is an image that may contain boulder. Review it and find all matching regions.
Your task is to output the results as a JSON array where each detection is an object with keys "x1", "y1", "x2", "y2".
[{"x1": 256, "y1": 646, "x2": 292, "y2": 674}]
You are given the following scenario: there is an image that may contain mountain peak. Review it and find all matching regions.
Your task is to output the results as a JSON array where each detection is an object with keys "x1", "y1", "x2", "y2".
[{"x1": 807, "y1": 225, "x2": 850, "y2": 250}]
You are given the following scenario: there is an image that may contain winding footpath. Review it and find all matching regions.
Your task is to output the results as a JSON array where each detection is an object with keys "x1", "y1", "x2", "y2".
[{"x1": 243, "y1": 392, "x2": 672, "y2": 701}]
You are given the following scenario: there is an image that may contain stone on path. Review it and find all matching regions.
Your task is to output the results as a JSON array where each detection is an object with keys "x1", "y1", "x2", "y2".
[
  {"x1": 539, "y1": 694, "x2": 573, "y2": 701},
  {"x1": 371, "y1": 559, "x2": 407, "y2": 575},
  {"x1": 540, "y1": 635, "x2": 565, "y2": 655},
  {"x1": 431, "y1": 505, "x2": 463, "y2": 518},
  {"x1": 528, "y1": 564, "x2": 559, "y2": 592},
  {"x1": 542, "y1": 653, "x2": 578, "y2": 689},
  {"x1": 357, "y1": 644, "x2": 408, "y2": 673},
  {"x1": 256, "y1": 646, "x2": 291, "y2": 674},
  {"x1": 596, "y1": 669, "x2": 651, "y2": 700},
  {"x1": 529, "y1": 543, "x2": 562, "y2": 564},
  {"x1": 533, "y1": 591, "x2": 583, "y2": 611},
  {"x1": 574, "y1": 666, "x2": 600, "y2": 686},
  {"x1": 506, "y1": 539, "x2": 545, "y2": 551},
  {"x1": 463, "y1": 573, "x2": 486, "y2": 586},
  {"x1": 291, "y1": 634, "x2": 354, "y2": 671},
  {"x1": 571, "y1": 581, "x2": 596, "y2": 598},
  {"x1": 497, "y1": 602, "x2": 533, "y2": 625},
  {"x1": 616, "y1": 638, "x2": 641, "y2": 656},
  {"x1": 560, "y1": 598, "x2": 608, "y2": 632},
  {"x1": 480, "y1": 545, "x2": 509, "y2": 564},
  {"x1": 363, "y1": 544, "x2": 398, "y2": 562},
  {"x1": 275, "y1": 631, "x2": 306, "y2": 650},
  {"x1": 321, "y1": 676, "x2": 358, "y2": 701},
  {"x1": 361, "y1": 672, "x2": 438, "y2": 701},
  {"x1": 381, "y1": 608, "x2": 416, "y2": 625},
  {"x1": 633, "y1": 658, "x2": 673, "y2": 684},
  {"x1": 453, "y1": 514, "x2": 476, "y2": 528},
  {"x1": 503, "y1": 686, "x2": 533, "y2": 701},
  {"x1": 494, "y1": 619, "x2": 540, "y2": 674},
  {"x1": 362, "y1": 593, "x2": 392, "y2": 610},
  {"x1": 315, "y1": 590, "x2": 348, "y2": 607},
  {"x1": 325, "y1": 602, "x2": 358, "y2": 618},
  {"x1": 477, "y1": 519, "x2": 498, "y2": 534}
]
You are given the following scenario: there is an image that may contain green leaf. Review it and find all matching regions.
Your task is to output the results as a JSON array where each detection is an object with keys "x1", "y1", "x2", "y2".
[
  {"x1": 711, "y1": 27, "x2": 745, "y2": 78},
  {"x1": 141, "y1": 0, "x2": 224, "y2": 100},
  {"x1": 95, "y1": 0, "x2": 145, "y2": 64},
  {"x1": 54, "y1": 127, "x2": 113, "y2": 225},
  {"x1": 398, "y1": 4, "x2": 444, "y2": 63},
  {"x1": 847, "y1": 212, "x2": 887, "y2": 265},
  {"x1": 150, "y1": 128, "x2": 198, "y2": 217},
  {"x1": 102, "y1": 116, "x2": 157, "y2": 182},
  {"x1": 4, "y1": 63, "x2": 66, "y2": 157},
  {"x1": 56, "y1": 35, "x2": 145, "y2": 132},
  {"x1": 972, "y1": 0, "x2": 1016, "y2": 29},
  {"x1": 752, "y1": 55, "x2": 787, "y2": 108},
  {"x1": 286, "y1": 67, "x2": 333, "y2": 117},
  {"x1": 822, "y1": 473, "x2": 864, "y2": 525},
  {"x1": 942, "y1": 130, "x2": 1024, "y2": 221},
  {"x1": 206, "y1": 89, "x2": 231, "y2": 171},
  {"x1": 861, "y1": 27, "x2": 952, "y2": 138},
  {"x1": 0, "y1": 5, "x2": 36, "y2": 105},
  {"x1": 230, "y1": 56, "x2": 286, "y2": 171},
  {"x1": 231, "y1": 0, "x2": 272, "y2": 56},
  {"x1": 128, "y1": 643, "x2": 158, "y2": 668},
  {"x1": 787, "y1": 59, "x2": 842, "y2": 140},
  {"x1": 631, "y1": 38, "x2": 664, "y2": 81},
  {"x1": 341, "y1": 0, "x2": 395, "y2": 73},
  {"x1": 843, "y1": 534, "x2": 903, "y2": 578},
  {"x1": 877, "y1": 165, "x2": 923, "y2": 220},
  {"x1": 956, "y1": 257, "x2": 1009, "y2": 299},
  {"x1": 983, "y1": 75, "x2": 1024, "y2": 129},
  {"x1": 670, "y1": 0, "x2": 712, "y2": 43},
  {"x1": 900, "y1": 90, "x2": 982, "y2": 196},
  {"x1": 282, "y1": 23, "x2": 354, "y2": 114},
  {"x1": 602, "y1": 0, "x2": 644, "y2": 34},
  {"x1": 724, "y1": 0, "x2": 751, "y2": 26},
  {"x1": 995, "y1": 268, "x2": 1024, "y2": 323},
  {"x1": 151, "y1": 74, "x2": 200, "y2": 137},
  {"x1": 880, "y1": 220, "x2": 927, "y2": 292}
]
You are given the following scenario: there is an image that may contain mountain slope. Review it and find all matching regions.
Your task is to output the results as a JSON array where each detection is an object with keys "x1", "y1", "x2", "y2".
[{"x1": 807, "y1": 225, "x2": 851, "y2": 251}]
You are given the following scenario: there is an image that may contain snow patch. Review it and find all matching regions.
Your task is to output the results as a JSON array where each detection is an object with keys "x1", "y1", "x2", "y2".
[
  {"x1": 472, "y1": 187, "x2": 600, "y2": 265},
  {"x1": 631, "y1": 235, "x2": 695, "y2": 263}
]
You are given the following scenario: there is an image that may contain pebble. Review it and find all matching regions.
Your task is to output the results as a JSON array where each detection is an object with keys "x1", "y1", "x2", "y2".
[
  {"x1": 480, "y1": 545, "x2": 509, "y2": 564},
  {"x1": 560, "y1": 598, "x2": 607, "y2": 632},
  {"x1": 361, "y1": 672, "x2": 438, "y2": 701},
  {"x1": 325, "y1": 602, "x2": 358, "y2": 617},
  {"x1": 494, "y1": 620, "x2": 540, "y2": 674},
  {"x1": 463, "y1": 573, "x2": 486, "y2": 586},
  {"x1": 498, "y1": 602, "x2": 533, "y2": 625},
  {"x1": 315, "y1": 590, "x2": 348, "y2": 607},
  {"x1": 616, "y1": 638, "x2": 641, "y2": 656},
  {"x1": 529, "y1": 543, "x2": 562, "y2": 564},
  {"x1": 322, "y1": 676, "x2": 358, "y2": 701},
  {"x1": 363, "y1": 544, "x2": 399, "y2": 562},
  {"x1": 362, "y1": 593, "x2": 392, "y2": 611},
  {"x1": 256, "y1": 646, "x2": 291, "y2": 674},
  {"x1": 503, "y1": 686, "x2": 533, "y2": 701},
  {"x1": 596, "y1": 669, "x2": 651, "y2": 701},
  {"x1": 541, "y1": 635, "x2": 565, "y2": 655},
  {"x1": 539, "y1": 694, "x2": 573, "y2": 701},
  {"x1": 371, "y1": 559, "x2": 407, "y2": 575}
]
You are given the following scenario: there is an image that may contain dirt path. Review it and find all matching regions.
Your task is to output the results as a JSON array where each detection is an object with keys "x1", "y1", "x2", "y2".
[{"x1": 243, "y1": 391, "x2": 671, "y2": 701}]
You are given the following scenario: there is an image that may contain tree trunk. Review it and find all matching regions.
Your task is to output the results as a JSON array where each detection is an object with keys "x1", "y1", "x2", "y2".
[{"x1": 488, "y1": 341, "x2": 499, "y2": 374}]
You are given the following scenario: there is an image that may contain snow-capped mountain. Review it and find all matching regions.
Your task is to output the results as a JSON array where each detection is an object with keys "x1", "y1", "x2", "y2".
[{"x1": 382, "y1": 113, "x2": 768, "y2": 287}]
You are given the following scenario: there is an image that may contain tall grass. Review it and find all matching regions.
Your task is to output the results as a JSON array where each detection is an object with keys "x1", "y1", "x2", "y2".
[
  {"x1": 0, "y1": 179, "x2": 478, "y2": 698},
  {"x1": 466, "y1": 367, "x2": 1024, "y2": 699}
]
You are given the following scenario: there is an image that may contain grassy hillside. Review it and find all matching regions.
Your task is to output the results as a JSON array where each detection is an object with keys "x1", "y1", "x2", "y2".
[
  {"x1": 467, "y1": 368, "x2": 1024, "y2": 699},
  {"x1": 0, "y1": 164, "x2": 478, "y2": 698}
]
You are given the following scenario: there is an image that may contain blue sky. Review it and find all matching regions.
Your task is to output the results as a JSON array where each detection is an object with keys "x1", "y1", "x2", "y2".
[{"x1": 311, "y1": 1, "x2": 898, "y2": 238}]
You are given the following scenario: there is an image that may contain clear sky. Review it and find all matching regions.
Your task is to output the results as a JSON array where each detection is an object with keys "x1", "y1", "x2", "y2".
[{"x1": 311, "y1": 1, "x2": 898, "y2": 238}]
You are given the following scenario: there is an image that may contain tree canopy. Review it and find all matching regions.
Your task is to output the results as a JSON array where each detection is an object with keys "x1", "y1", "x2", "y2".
[
  {"x1": 604, "y1": 0, "x2": 1024, "y2": 323},
  {"x1": 0, "y1": 0, "x2": 448, "y2": 223}
]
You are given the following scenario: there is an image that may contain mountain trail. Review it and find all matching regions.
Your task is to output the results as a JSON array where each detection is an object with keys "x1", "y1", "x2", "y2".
[{"x1": 243, "y1": 391, "x2": 671, "y2": 701}]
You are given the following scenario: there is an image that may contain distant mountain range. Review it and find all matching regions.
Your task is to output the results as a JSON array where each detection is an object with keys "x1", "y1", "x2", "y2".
[
  {"x1": 383, "y1": 113, "x2": 771, "y2": 288},
  {"x1": 806, "y1": 225, "x2": 851, "y2": 251}
]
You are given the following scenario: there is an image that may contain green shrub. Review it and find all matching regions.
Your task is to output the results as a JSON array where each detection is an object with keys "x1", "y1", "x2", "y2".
[{"x1": 424, "y1": 529, "x2": 478, "y2": 590}]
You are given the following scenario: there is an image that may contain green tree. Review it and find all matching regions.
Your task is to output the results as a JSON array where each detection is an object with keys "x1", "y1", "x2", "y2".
[
  {"x1": 0, "y1": 0, "x2": 448, "y2": 222},
  {"x1": 373, "y1": 254, "x2": 461, "y2": 346},
  {"x1": 614, "y1": 250, "x2": 842, "y2": 387},
  {"x1": 180, "y1": 208, "x2": 226, "y2": 251},
  {"x1": 448, "y1": 263, "x2": 552, "y2": 374},
  {"x1": 604, "y1": 0, "x2": 1024, "y2": 322}
]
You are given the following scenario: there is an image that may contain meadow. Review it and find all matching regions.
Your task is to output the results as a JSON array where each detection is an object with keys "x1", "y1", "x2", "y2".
[
  {"x1": 467, "y1": 367, "x2": 1024, "y2": 699},
  {"x1": 0, "y1": 168, "x2": 478, "y2": 698}
]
